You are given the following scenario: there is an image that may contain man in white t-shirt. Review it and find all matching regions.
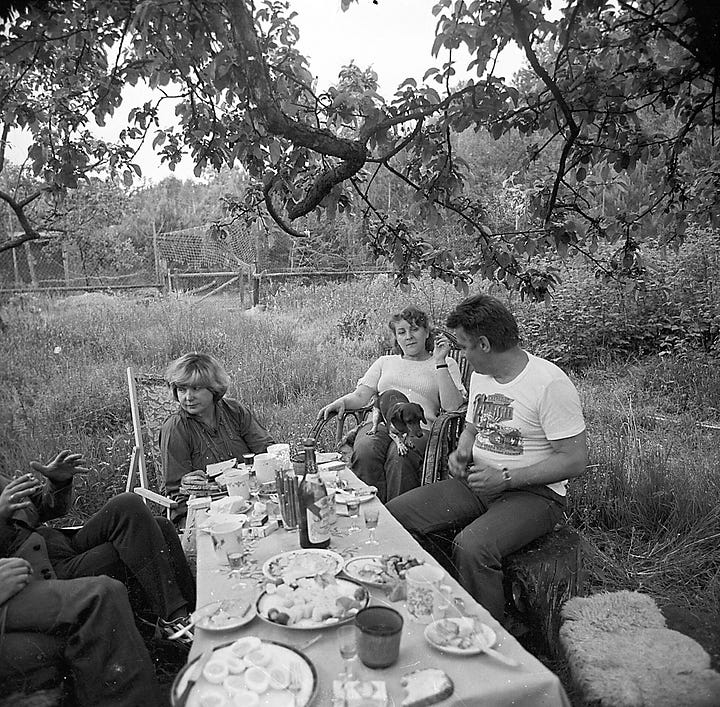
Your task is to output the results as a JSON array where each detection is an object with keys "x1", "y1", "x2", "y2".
[{"x1": 387, "y1": 294, "x2": 587, "y2": 622}]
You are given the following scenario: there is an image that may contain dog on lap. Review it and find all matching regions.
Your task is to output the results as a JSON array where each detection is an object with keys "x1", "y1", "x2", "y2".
[{"x1": 317, "y1": 305, "x2": 466, "y2": 503}]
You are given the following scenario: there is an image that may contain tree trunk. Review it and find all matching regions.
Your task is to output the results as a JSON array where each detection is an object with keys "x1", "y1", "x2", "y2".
[{"x1": 503, "y1": 525, "x2": 587, "y2": 661}]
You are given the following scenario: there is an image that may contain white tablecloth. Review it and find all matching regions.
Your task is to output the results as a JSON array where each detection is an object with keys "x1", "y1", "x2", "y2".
[{"x1": 190, "y1": 470, "x2": 571, "y2": 706}]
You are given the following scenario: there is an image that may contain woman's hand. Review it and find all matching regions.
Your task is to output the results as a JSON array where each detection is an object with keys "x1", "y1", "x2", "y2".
[
  {"x1": 0, "y1": 557, "x2": 33, "y2": 605},
  {"x1": 29, "y1": 450, "x2": 90, "y2": 485},
  {"x1": 0, "y1": 474, "x2": 42, "y2": 520},
  {"x1": 317, "y1": 399, "x2": 346, "y2": 421},
  {"x1": 432, "y1": 332, "x2": 452, "y2": 365}
]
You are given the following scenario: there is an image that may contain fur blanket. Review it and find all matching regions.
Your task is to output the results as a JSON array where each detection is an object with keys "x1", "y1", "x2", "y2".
[{"x1": 560, "y1": 591, "x2": 720, "y2": 707}]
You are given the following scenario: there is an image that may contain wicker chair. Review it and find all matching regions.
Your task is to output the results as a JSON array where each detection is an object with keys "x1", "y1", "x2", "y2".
[{"x1": 309, "y1": 348, "x2": 471, "y2": 486}]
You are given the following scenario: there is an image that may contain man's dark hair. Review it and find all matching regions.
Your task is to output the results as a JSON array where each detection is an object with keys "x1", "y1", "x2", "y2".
[{"x1": 446, "y1": 294, "x2": 520, "y2": 352}]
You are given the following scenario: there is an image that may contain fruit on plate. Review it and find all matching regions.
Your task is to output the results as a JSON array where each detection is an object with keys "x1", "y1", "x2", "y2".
[
  {"x1": 354, "y1": 554, "x2": 423, "y2": 586},
  {"x1": 427, "y1": 618, "x2": 478, "y2": 649},
  {"x1": 263, "y1": 576, "x2": 367, "y2": 626}
]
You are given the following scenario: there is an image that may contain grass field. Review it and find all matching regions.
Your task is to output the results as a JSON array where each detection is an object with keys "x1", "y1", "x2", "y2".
[{"x1": 2, "y1": 276, "x2": 719, "y2": 693}]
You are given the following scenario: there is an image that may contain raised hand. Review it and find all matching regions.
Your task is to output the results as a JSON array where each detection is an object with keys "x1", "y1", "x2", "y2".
[
  {"x1": 0, "y1": 557, "x2": 33, "y2": 605},
  {"x1": 0, "y1": 474, "x2": 42, "y2": 520},
  {"x1": 30, "y1": 449, "x2": 91, "y2": 485}
]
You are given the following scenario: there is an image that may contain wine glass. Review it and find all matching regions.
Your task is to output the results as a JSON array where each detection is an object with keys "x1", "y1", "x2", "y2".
[
  {"x1": 363, "y1": 507, "x2": 379, "y2": 545},
  {"x1": 346, "y1": 498, "x2": 361, "y2": 533},
  {"x1": 337, "y1": 623, "x2": 357, "y2": 682}
]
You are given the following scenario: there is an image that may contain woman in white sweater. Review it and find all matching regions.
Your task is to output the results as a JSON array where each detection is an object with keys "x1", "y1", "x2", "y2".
[{"x1": 318, "y1": 306, "x2": 465, "y2": 502}]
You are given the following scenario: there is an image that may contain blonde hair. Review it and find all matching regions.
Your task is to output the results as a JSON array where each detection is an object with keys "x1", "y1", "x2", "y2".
[{"x1": 165, "y1": 352, "x2": 230, "y2": 402}]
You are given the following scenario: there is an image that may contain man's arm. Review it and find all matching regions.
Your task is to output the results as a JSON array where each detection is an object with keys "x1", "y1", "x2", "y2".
[
  {"x1": 466, "y1": 430, "x2": 587, "y2": 498},
  {"x1": 505, "y1": 431, "x2": 587, "y2": 488}
]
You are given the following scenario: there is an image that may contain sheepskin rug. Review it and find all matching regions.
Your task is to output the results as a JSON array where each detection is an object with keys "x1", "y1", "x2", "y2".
[{"x1": 560, "y1": 591, "x2": 720, "y2": 706}]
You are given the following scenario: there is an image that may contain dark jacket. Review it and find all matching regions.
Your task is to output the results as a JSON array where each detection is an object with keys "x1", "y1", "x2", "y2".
[
  {"x1": 0, "y1": 473, "x2": 73, "y2": 581},
  {"x1": 159, "y1": 397, "x2": 274, "y2": 497}
]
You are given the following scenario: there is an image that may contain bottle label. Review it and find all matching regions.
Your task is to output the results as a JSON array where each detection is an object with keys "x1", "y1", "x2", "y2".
[{"x1": 307, "y1": 494, "x2": 331, "y2": 544}]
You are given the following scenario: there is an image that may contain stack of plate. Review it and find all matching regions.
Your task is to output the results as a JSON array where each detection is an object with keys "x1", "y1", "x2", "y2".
[{"x1": 180, "y1": 470, "x2": 225, "y2": 497}]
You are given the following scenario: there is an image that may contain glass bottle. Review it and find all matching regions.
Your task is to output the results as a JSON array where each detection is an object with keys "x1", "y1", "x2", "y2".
[
  {"x1": 243, "y1": 453, "x2": 258, "y2": 493},
  {"x1": 298, "y1": 438, "x2": 331, "y2": 549}
]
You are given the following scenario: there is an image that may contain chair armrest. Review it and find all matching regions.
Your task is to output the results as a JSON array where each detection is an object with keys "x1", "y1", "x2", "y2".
[
  {"x1": 133, "y1": 487, "x2": 178, "y2": 508},
  {"x1": 309, "y1": 405, "x2": 373, "y2": 449},
  {"x1": 421, "y1": 407, "x2": 467, "y2": 486}
]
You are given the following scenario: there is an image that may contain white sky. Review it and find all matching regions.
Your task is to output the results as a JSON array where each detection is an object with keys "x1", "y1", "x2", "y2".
[{"x1": 6, "y1": 0, "x2": 524, "y2": 183}]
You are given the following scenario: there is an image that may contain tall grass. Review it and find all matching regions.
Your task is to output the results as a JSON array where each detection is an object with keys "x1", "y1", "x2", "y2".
[{"x1": 1, "y1": 280, "x2": 719, "y2": 615}]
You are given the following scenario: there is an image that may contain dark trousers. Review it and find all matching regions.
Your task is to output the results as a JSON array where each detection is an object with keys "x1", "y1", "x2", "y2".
[
  {"x1": 351, "y1": 421, "x2": 429, "y2": 503},
  {"x1": 386, "y1": 478, "x2": 565, "y2": 621},
  {"x1": 1, "y1": 576, "x2": 163, "y2": 706},
  {"x1": 41, "y1": 492, "x2": 195, "y2": 620}
]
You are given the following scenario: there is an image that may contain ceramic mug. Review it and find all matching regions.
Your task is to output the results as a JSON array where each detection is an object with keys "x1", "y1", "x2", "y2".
[
  {"x1": 405, "y1": 564, "x2": 445, "y2": 623},
  {"x1": 223, "y1": 468, "x2": 250, "y2": 500},
  {"x1": 253, "y1": 453, "x2": 279, "y2": 484},
  {"x1": 210, "y1": 519, "x2": 246, "y2": 564}
]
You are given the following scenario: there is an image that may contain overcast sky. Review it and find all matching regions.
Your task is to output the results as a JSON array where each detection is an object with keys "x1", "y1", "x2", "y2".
[{"x1": 6, "y1": 1, "x2": 524, "y2": 182}]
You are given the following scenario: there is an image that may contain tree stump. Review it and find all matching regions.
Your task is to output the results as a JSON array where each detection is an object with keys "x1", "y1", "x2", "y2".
[{"x1": 503, "y1": 525, "x2": 587, "y2": 661}]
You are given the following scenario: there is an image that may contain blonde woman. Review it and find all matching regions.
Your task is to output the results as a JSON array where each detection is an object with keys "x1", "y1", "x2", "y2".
[{"x1": 160, "y1": 352, "x2": 274, "y2": 512}]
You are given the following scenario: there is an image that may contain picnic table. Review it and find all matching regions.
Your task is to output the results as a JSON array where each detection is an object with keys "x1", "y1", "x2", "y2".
[{"x1": 183, "y1": 467, "x2": 572, "y2": 706}]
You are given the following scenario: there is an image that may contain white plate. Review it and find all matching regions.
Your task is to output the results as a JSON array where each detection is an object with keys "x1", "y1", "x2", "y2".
[
  {"x1": 198, "y1": 512, "x2": 249, "y2": 532},
  {"x1": 262, "y1": 548, "x2": 344, "y2": 581},
  {"x1": 256, "y1": 576, "x2": 369, "y2": 630},
  {"x1": 424, "y1": 617, "x2": 497, "y2": 655},
  {"x1": 205, "y1": 458, "x2": 237, "y2": 477},
  {"x1": 171, "y1": 639, "x2": 317, "y2": 706},
  {"x1": 334, "y1": 487, "x2": 377, "y2": 505},
  {"x1": 192, "y1": 598, "x2": 256, "y2": 631}
]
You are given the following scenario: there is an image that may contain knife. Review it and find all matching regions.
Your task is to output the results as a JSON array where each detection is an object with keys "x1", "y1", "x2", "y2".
[{"x1": 175, "y1": 647, "x2": 214, "y2": 707}]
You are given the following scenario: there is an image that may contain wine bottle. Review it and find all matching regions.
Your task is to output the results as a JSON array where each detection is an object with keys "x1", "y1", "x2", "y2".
[{"x1": 298, "y1": 438, "x2": 331, "y2": 549}]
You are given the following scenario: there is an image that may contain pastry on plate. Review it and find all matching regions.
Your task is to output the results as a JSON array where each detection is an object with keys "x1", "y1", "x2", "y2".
[{"x1": 400, "y1": 668, "x2": 454, "y2": 707}]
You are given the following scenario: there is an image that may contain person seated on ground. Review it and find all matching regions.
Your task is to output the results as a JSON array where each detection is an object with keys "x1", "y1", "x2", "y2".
[
  {"x1": 387, "y1": 294, "x2": 587, "y2": 623},
  {"x1": 0, "y1": 556, "x2": 163, "y2": 706},
  {"x1": 160, "y1": 352, "x2": 275, "y2": 519},
  {"x1": 0, "y1": 450, "x2": 196, "y2": 645},
  {"x1": 317, "y1": 305, "x2": 465, "y2": 503}
]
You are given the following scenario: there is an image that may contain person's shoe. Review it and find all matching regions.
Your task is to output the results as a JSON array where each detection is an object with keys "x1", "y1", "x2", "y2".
[{"x1": 157, "y1": 615, "x2": 194, "y2": 647}]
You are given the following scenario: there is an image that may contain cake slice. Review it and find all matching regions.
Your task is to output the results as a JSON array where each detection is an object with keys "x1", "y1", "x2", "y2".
[{"x1": 401, "y1": 668, "x2": 454, "y2": 707}]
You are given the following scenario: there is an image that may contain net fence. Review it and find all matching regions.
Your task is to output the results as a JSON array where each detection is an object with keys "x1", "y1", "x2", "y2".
[{"x1": 157, "y1": 219, "x2": 256, "y2": 272}]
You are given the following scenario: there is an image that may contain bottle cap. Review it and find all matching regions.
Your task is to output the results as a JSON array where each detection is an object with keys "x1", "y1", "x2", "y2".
[{"x1": 243, "y1": 453, "x2": 255, "y2": 466}]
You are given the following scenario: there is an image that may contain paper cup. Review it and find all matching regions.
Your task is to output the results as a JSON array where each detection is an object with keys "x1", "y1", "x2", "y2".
[
  {"x1": 210, "y1": 520, "x2": 246, "y2": 564},
  {"x1": 405, "y1": 564, "x2": 445, "y2": 623},
  {"x1": 224, "y1": 468, "x2": 250, "y2": 500}
]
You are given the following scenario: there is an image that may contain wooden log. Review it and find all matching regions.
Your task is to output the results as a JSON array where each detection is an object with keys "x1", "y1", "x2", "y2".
[{"x1": 503, "y1": 525, "x2": 587, "y2": 661}]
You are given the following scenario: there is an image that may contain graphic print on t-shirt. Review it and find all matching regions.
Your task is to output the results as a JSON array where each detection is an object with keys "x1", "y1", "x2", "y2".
[{"x1": 470, "y1": 392, "x2": 523, "y2": 456}]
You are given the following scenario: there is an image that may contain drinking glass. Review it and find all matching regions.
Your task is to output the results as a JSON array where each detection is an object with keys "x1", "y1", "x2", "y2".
[
  {"x1": 347, "y1": 499, "x2": 361, "y2": 533},
  {"x1": 363, "y1": 507, "x2": 379, "y2": 545},
  {"x1": 337, "y1": 623, "x2": 357, "y2": 681}
]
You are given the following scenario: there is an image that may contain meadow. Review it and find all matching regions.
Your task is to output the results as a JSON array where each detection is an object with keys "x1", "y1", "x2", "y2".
[{"x1": 1, "y1": 272, "x2": 719, "y2": 669}]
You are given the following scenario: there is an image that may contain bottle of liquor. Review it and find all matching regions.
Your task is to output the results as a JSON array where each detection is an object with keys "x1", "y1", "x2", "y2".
[{"x1": 297, "y1": 438, "x2": 331, "y2": 549}]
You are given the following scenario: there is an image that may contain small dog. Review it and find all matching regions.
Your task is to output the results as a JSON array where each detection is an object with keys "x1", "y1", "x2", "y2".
[{"x1": 368, "y1": 389, "x2": 426, "y2": 456}]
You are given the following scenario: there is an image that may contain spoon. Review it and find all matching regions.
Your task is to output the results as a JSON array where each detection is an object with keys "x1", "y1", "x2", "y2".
[{"x1": 452, "y1": 597, "x2": 519, "y2": 667}]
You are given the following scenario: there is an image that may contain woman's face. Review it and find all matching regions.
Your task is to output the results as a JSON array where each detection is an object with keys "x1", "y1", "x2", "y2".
[
  {"x1": 393, "y1": 318, "x2": 429, "y2": 357},
  {"x1": 176, "y1": 384, "x2": 215, "y2": 418}
]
